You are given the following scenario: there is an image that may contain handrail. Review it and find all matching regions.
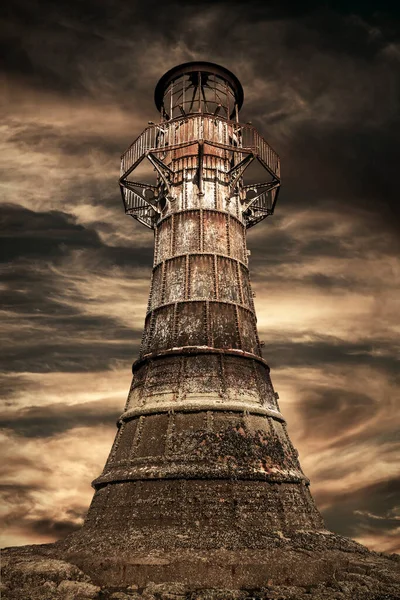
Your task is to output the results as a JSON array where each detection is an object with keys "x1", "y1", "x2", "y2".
[{"x1": 120, "y1": 115, "x2": 280, "y2": 181}]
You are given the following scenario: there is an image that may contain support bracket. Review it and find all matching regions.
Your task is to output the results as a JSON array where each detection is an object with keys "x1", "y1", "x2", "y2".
[{"x1": 228, "y1": 153, "x2": 254, "y2": 197}]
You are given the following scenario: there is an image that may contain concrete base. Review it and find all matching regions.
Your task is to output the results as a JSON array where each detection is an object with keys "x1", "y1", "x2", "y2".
[{"x1": 2, "y1": 533, "x2": 400, "y2": 599}]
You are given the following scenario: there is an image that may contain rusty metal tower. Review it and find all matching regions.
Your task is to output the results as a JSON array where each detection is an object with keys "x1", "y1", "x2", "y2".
[{"x1": 67, "y1": 62, "x2": 323, "y2": 559}]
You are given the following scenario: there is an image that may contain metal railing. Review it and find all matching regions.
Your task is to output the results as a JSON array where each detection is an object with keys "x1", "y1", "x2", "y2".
[
  {"x1": 120, "y1": 115, "x2": 280, "y2": 181},
  {"x1": 120, "y1": 187, "x2": 157, "y2": 229}
]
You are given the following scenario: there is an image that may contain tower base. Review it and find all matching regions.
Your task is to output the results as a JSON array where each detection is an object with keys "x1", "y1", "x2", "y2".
[{"x1": 2, "y1": 532, "x2": 400, "y2": 599}]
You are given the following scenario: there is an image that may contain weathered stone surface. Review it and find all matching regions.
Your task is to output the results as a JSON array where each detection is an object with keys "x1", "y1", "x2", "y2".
[
  {"x1": 2, "y1": 542, "x2": 399, "y2": 599},
  {"x1": 1, "y1": 545, "x2": 100, "y2": 600}
]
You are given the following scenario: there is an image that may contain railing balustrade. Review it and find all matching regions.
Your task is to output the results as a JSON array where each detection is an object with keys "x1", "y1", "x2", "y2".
[{"x1": 121, "y1": 116, "x2": 280, "y2": 180}]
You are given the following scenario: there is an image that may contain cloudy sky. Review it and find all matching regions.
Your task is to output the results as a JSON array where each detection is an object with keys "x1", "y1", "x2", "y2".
[{"x1": 1, "y1": 0, "x2": 399, "y2": 554}]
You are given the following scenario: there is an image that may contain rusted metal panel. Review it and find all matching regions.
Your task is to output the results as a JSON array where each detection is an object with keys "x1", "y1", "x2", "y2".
[
  {"x1": 113, "y1": 420, "x2": 137, "y2": 462},
  {"x1": 208, "y1": 302, "x2": 239, "y2": 349},
  {"x1": 189, "y1": 254, "x2": 215, "y2": 299},
  {"x1": 217, "y1": 256, "x2": 240, "y2": 303},
  {"x1": 173, "y1": 211, "x2": 200, "y2": 255},
  {"x1": 163, "y1": 256, "x2": 186, "y2": 303},
  {"x1": 136, "y1": 414, "x2": 169, "y2": 458},
  {"x1": 149, "y1": 263, "x2": 163, "y2": 309},
  {"x1": 184, "y1": 354, "x2": 222, "y2": 394},
  {"x1": 223, "y1": 357, "x2": 259, "y2": 398},
  {"x1": 146, "y1": 357, "x2": 180, "y2": 391},
  {"x1": 202, "y1": 210, "x2": 228, "y2": 254},
  {"x1": 229, "y1": 217, "x2": 246, "y2": 262},
  {"x1": 174, "y1": 412, "x2": 206, "y2": 435},
  {"x1": 238, "y1": 306, "x2": 259, "y2": 355},
  {"x1": 156, "y1": 216, "x2": 172, "y2": 262},
  {"x1": 239, "y1": 263, "x2": 253, "y2": 308},
  {"x1": 151, "y1": 305, "x2": 175, "y2": 352},
  {"x1": 175, "y1": 301, "x2": 207, "y2": 347}
]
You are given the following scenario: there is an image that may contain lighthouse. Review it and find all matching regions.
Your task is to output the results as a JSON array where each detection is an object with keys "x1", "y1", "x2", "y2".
[{"x1": 66, "y1": 62, "x2": 323, "y2": 555}]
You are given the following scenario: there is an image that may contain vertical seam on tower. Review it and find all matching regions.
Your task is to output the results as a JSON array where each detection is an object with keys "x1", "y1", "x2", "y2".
[
  {"x1": 251, "y1": 359, "x2": 264, "y2": 407},
  {"x1": 175, "y1": 354, "x2": 184, "y2": 403},
  {"x1": 185, "y1": 254, "x2": 190, "y2": 299},
  {"x1": 253, "y1": 313, "x2": 262, "y2": 356},
  {"x1": 154, "y1": 225, "x2": 159, "y2": 266},
  {"x1": 131, "y1": 415, "x2": 145, "y2": 458},
  {"x1": 236, "y1": 260, "x2": 244, "y2": 305},
  {"x1": 199, "y1": 208, "x2": 204, "y2": 252},
  {"x1": 139, "y1": 362, "x2": 151, "y2": 407},
  {"x1": 180, "y1": 355, "x2": 187, "y2": 401},
  {"x1": 173, "y1": 302, "x2": 178, "y2": 347},
  {"x1": 235, "y1": 304, "x2": 242, "y2": 350},
  {"x1": 205, "y1": 301, "x2": 210, "y2": 346},
  {"x1": 187, "y1": 254, "x2": 191, "y2": 299},
  {"x1": 110, "y1": 422, "x2": 124, "y2": 463},
  {"x1": 165, "y1": 412, "x2": 175, "y2": 458},
  {"x1": 160, "y1": 261, "x2": 166, "y2": 304},
  {"x1": 183, "y1": 167, "x2": 187, "y2": 210},
  {"x1": 206, "y1": 411, "x2": 213, "y2": 431},
  {"x1": 214, "y1": 158, "x2": 218, "y2": 209},
  {"x1": 147, "y1": 271, "x2": 154, "y2": 313},
  {"x1": 147, "y1": 312, "x2": 156, "y2": 355},
  {"x1": 213, "y1": 254, "x2": 218, "y2": 300},
  {"x1": 181, "y1": 478, "x2": 187, "y2": 529},
  {"x1": 242, "y1": 223, "x2": 247, "y2": 264},
  {"x1": 218, "y1": 353, "x2": 227, "y2": 399},
  {"x1": 226, "y1": 213, "x2": 231, "y2": 256},
  {"x1": 171, "y1": 213, "x2": 175, "y2": 258}
]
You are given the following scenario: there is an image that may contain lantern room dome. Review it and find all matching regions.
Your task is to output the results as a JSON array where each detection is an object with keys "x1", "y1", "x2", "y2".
[{"x1": 154, "y1": 61, "x2": 244, "y2": 120}]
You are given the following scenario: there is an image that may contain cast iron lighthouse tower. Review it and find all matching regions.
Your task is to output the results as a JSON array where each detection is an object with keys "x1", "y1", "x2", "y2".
[
  {"x1": 4, "y1": 61, "x2": 397, "y2": 599},
  {"x1": 68, "y1": 62, "x2": 323, "y2": 562}
]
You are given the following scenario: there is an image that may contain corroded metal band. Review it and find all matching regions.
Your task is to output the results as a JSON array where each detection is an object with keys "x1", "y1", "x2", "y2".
[
  {"x1": 156, "y1": 207, "x2": 246, "y2": 229},
  {"x1": 119, "y1": 403, "x2": 285, "y2": 424},
  {"x1": 146, "y1": 298, "x2": 256, "y2": 320},
  {"x1": 93, "y1": 465, "x2": 307, "y2": 487},
  {"x1": 132, "y1": 346, "x2": 271, "y2": 373},
  {"x1": 153, "y1": 250, "x2": 249, "y2": 272}
]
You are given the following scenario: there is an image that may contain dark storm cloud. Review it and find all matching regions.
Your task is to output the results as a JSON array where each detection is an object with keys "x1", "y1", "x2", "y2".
[
  {"x1": 3, "y1": 337, "x2": 140, "y2": 374},
  {"x1": 0, "y1": 204, "x2": 154, "y2": 268},
  {"x1": 0, "y1": 204, "x2": 100, "y2": 261},
  {"x1": 1, "y1": 204, "x2": 147, "y2": 374},
  {"x1": 300, "y1": 387, "x2": 377, "y2": 437},
  {"x1": 7, "y1": 122, "x2": 124, "y2": 161},
  {"x1": 30, "y1": 517, "x2": 82, "y2": 538},
  {"x1": 280, "y1": 123, "x2": 400, "y2": 224},
  {"x1": 0, "y1": 399, "x2": 120, "y2": 438},
  {"x1": 0, "y1": 482, "x2": 86, "y2": 541},
  {"x1": 4, "y1": 0, "x2": 400, "y2": 227},
  {"x1": 319, "y1": 478, "x2": 400, "y2": 554},
  {"x1": 263, "y1": 337, "x2": 400, "y2": 374}
]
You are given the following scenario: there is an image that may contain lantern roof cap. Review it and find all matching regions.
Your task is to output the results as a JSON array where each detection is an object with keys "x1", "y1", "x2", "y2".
[{"x1": 154, "y1": 61, "x2": 244, "y2": 113}]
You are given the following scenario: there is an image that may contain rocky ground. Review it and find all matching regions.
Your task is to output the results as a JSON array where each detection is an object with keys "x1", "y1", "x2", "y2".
[{"x1": 1, "y1": 541, "x2": 400, "y2": 600}]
